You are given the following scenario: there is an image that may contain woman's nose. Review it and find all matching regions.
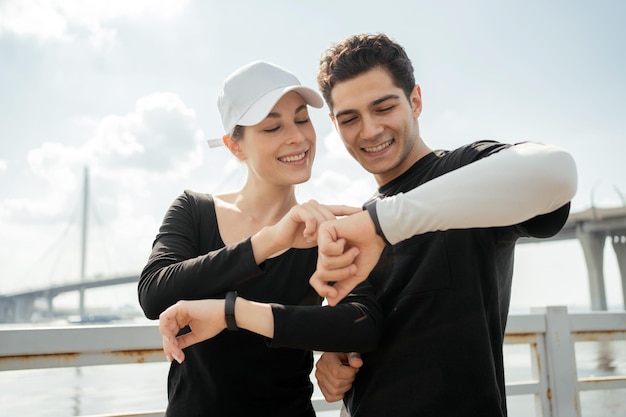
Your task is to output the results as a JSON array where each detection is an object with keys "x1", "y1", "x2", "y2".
[{"x1": 285, "y1": 123, "x2": 306, "y2": 144}]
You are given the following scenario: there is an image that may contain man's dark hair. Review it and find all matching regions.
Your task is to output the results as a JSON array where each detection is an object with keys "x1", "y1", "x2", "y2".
[{"x1": 317, "y1": 33, "x2": 415, "y2": 111}]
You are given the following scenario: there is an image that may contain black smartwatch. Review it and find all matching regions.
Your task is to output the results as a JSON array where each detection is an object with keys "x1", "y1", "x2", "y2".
[
  {"x1": 363, "y1": 199, "x2": 391, "y2": 245},
  {"x1": 225, "y1": 291, "x2": 238, "y2": 331}
]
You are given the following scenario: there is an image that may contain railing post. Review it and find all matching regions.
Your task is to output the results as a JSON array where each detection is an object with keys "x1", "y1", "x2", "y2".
[
  {"x1": 532, "y1": 306, "x2": 581, "y2": 417},
  {"x1": 530, "y1": 330, "x2": 552, "y2": 416}
]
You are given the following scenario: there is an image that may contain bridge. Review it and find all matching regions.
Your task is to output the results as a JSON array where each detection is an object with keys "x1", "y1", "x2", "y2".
[
  {"x1": 0, "y1": 275, "x2": 139, "y2": 323},
  {"x1": 1, "y1": 206, "x2": 625, "y2": 323},
  {"x1": 520, "y1": 206, "x2": 626, "y2": 310}
]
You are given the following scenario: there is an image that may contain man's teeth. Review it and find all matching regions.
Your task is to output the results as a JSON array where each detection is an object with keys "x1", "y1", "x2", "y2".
[
  {"x1": 363, "y1": 140, "x2": 392, "y2": 153},
  {"x1": 279, "y1": 152, "x2": 306, "y2": 162}
]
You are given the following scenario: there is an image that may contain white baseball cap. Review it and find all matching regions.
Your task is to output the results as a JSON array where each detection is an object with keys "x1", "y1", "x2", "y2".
[{"x1": 207, "y1": 61, "x2": 324, "y2": 148}]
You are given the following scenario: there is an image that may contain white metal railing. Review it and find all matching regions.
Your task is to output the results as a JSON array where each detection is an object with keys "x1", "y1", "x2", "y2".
[{"x1": 1, "y1": 306, "x2": 625, "y2": 417}]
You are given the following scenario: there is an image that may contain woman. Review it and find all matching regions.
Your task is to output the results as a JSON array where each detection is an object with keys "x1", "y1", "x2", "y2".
[{"x1": 138, "y1": 61, "x2": 361, "y2": 417}]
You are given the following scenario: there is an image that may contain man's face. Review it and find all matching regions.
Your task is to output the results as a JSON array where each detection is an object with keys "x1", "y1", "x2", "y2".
[{"x1": 329, "y1": 67, "x2": 423, "y2": 186}]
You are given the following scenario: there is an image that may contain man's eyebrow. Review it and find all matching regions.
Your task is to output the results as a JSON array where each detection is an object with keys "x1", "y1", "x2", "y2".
[
  {"x1": 266, "y1": 104, "x2": 307, "y2": 119},
  {"x1": 334, "y1": 94, "x2": 401, "y2": 119},
  {"x1": 372, "y1": 94, "x2": 401, "y2": 106},
  {"x1": 334, "y1": 108, "x2": 357, "y2": 119}
]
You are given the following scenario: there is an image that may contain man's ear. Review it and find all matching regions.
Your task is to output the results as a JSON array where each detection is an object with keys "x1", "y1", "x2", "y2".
[
  {"x1": 410, "y1": 85, "x2": 422, "y2": 119},
  {"x1": 223, "y1": 134, "x2": 245, "y2": 161}
]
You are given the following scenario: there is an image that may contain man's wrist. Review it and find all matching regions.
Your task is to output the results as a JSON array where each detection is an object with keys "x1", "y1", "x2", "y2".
[{"x1": 362, "y1": 200, "x2": 391, "y2": 245}]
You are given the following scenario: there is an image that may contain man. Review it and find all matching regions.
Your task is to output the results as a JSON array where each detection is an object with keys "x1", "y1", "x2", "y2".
[
  {"x1": 159, "y1": 33, "x2": 577, "y2": 416},
  {"x1": 306, "y1": 33, "x2": 577, "y2": 416}
]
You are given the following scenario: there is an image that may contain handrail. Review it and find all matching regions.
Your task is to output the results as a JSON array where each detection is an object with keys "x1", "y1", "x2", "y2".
[{"x1": 1, "y1": 306, "x2": 626, "y2": 417}]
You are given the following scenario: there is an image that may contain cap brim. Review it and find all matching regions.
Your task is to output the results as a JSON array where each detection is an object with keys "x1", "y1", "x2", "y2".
[
  {"x1": 238, "y1": 86, "x2": 324, "y2": 127},
  {"x1": 208, "y1": 86, "x2": 324, "y2": 148}
]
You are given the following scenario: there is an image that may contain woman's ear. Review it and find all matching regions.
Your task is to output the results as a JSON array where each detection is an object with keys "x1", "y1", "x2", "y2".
[{"x1": 223, "y1": 134, "x2": 245, "y2": 161}]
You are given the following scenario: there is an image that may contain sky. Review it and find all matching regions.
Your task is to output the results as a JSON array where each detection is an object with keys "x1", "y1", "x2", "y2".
[{"x1": 0, "y1": 0, "x2": 625, "y2": 314}]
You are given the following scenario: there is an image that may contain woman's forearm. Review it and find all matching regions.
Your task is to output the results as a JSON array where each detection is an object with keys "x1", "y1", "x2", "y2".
[{"x1": 234, "y1": 297, "x2": 275, "y2": 338}]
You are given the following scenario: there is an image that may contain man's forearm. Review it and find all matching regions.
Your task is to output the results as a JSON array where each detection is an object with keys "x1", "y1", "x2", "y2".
[{"x1": 375, "y1": 142, "x2": 578, "y2": 244}]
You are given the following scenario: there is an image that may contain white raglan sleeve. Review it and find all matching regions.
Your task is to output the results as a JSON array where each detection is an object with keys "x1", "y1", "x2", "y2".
[{"x1": 374, "y1": 142, "x2": 578, "y2": 245}]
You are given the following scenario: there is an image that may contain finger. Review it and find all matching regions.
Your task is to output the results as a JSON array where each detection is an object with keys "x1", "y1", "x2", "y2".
[
  {"x1": 309, "y1": 203, "x2": 344, "y2": 227},
  {"x1": 162, "y1": 340, "x2": 173, "y2": 363},
  {"x1": 324, "y1": 277, "x2": 361, "y2": 306},
  {"x1": 309, "y1": 274, "x2": 338, "y2": 300},
  {"x1": 318, "y1": 382, "x2": 349, "y2": 402},
  {"x1": 162, "y1": 335, "x2": 184, "y2": 364},
  {"x1": 314, "y1": 370, "x2": 353, "y2": 401},
  {"x1": 348, "y1": 352, "x2": 363, "y2": 369},
  {"x1": 318, "y1": 246, "x2": 360, "y2": 270},
  {"x1": 316, "y1": 222, "x2": 341, "y2": 252},
  {"x1": 308, "y1": 262, "x2": 357, "y2": 301},
  {"x1": 318, "y1": 237, "x2": 347, "y2": 257},
  {"x1": 302, "y1": 212, "x2": 324, "y2": 241},
  {"x1": 315, "y1": 264, "x2": 357, "y2": 283},
  {"x1": 159, "y1": 311, "x2": 181, "y2": 342},
  {"x1": 324, "y1": 204, "x2": 363, "y2": 217},
  {"x1": 317, "y1": 381, "x2": 345, "y2": 403},
  {"x1": 175, "y1": 330, "x2": 204, "y2": 351},
  {"x1": 314, "y1": 356, "x2": 357, "y2": 401},
  {"x1": 299, "y1": 203, "x2": 330, "y2": 241}
]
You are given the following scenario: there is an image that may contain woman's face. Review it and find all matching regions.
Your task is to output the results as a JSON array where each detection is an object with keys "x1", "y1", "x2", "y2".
[{"x1": 238, "y1": 91, "x2": 316, "y2": 186}]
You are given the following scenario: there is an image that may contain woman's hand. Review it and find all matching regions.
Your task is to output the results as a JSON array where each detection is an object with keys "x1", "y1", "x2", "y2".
[
  {"x1": 252, "y1": 200, "x2": 361, "y2": 262},
  {"x1": 277, "y1": 200, "x2": 361, "y2": 249},
  {"x1": 159, "y1": 299, "x2": 226, "y2": 364}
]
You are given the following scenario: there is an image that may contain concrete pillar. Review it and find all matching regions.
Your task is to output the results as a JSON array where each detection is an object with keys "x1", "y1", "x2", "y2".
[
  {"x1": 14, "y1": 296, "x2": 35, "y2": 322},
  {"x1": 0, "y1": 299, "x2": 15, "y2": 323},
  {"x1": 47, "y1": 294, "x2": 54, "y2": 317},
  {"x1": 576, "y1": 226, "x2": 607, "y2": 311},
  {"x1": 610, "y1": 233, "x2": 626, "y2": 309}
]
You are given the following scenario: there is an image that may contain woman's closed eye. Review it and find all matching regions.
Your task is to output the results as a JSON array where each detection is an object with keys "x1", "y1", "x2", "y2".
[{"x1": 263, "y1": 125, "x2": 280, "y2": 133}]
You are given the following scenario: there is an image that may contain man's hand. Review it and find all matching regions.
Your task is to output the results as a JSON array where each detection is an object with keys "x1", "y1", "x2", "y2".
[
  {"x1": 159, "y1": 299, "x2": 226, "y2": 364},
  {"x1": 315, "y1": 352, "x2": 363, "y2": 402},
  {"x1": 310, "y1": 210, "x2": 386, "y2": 305}
]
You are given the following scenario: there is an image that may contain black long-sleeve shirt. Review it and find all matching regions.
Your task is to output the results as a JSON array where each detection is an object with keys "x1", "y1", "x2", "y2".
[
  {"x1": 269, "y1": 141, "x2": 572, "y2": 417},
  {"x1": 138, "y1": 191, "x2": 382, "y2": 417}
]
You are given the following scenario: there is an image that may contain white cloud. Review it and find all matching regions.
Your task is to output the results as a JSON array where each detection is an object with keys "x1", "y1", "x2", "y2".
[
  {"x1": 0, "y1": 1, "x2": 68, "y2": 40},
  {"x1": 89, "y1": 92, "x2": 204, "y2": 178},
  {"x1": 0, "y1": 0, "x2": 187, "y2": 45},
  {"x1": 323, "y1": 130, "x2": 353, "y2": 160},
  {"x1": 6, "y1": 92, "x2": 203, "y2": 225},
  {"x1": 0, "y1": 160, "x2": 7, "y2": 172},
  {"x1": 28, "y1": 141, "x2": 86, "y2": 191}
]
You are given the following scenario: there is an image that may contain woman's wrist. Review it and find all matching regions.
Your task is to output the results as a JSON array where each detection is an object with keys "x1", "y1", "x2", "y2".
[
  {"x1": 234, "y1": 297, "x2": 275, "y2": 338},
  {"x1": 250, "y1": 226, "x2": 282, "y2": 264}
]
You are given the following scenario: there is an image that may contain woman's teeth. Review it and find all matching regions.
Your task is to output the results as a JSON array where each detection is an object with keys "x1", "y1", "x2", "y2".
[{"x1": 279, "y1": 152, "x2": 306, "y2": 162}]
